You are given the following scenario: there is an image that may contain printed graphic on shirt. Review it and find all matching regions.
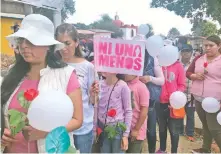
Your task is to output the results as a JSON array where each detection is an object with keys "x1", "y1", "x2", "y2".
[{"x1": 163, "y1": 70, "x2": 175, "y2": 83}]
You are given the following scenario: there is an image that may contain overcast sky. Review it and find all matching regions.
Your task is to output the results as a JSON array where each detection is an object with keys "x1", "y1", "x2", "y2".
[{"x1": 66, "y1": 0, "x2": 193, "y2": 35}]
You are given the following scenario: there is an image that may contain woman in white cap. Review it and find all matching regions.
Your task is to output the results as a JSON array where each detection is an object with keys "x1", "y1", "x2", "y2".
[
  {"x1": 55, "y1": 23, "x2": 99, "y2": 153},
  {"x1": 1, "y1": 14, "x2": 84, "y2": 153}
]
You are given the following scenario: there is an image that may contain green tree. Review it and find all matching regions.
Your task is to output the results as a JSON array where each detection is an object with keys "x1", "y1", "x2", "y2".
[
  {"x1": 145, "y1": 24, "x2": 154, "y2": 38},
  {"x1": 167, "y1": 27, "x2": 180, "y2": 39},
  {"x1": 192, "y1": 21, "x2": 218, "y2": 37},
  {"x1": 33, "y1": 0, "x2": 75, "y2": 22},
  {"x1": 90, "y1": 14, "x2": 123, "y2": 38},
  {"x1": 74, "y1": 23, "x2": 90, "y2": 30},
  {"x1": 151, "y1": 0, "x2": 221, "y2": 25}
]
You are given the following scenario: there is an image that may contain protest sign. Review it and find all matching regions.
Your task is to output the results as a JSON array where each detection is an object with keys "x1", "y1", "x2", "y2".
[{"x1": 94, "y1": 38, "x2": 145, "y2": 76}]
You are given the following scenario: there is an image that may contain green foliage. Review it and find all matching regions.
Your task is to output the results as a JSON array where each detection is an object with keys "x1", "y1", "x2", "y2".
[
  {"x1": 8, "y1": 109, "x2": 27, "y2": 136},
  {"x1": 17, "y1": 92, "x2": 30, "y2": 109},
  {"x1": 90, "y1": 14, "x2": 123, "y2": 38},
  {"x1": 192, "y1": 20, "x2": 218, "y2": 37},
  {"x1": 61, "y1": 0, "x2": 76, "y2": 22},
  {"x1": 117, "y1": 122, "x2": 127, "y2": 132},
  {"x1": 104, "y1": 125, "x2": 118, "y2": 139},
  {"x1": 167, "y1": 27, "x2": 181, "y2": 39},
  {"x1": 145, "y1": 24, "x2": 154, "y2": 38},
  {"x1": 33, "y1": 0, "x2": 76, "y2": 22},
  {"x1": 74, "y1": 23, "x2": 90, "y2": 30},
  {"x1": 151, "y1": 0, "x2": 221, "y2": 25},
  {"x1": 104, "y1": 122, "x2": 127, "y2": 140}
]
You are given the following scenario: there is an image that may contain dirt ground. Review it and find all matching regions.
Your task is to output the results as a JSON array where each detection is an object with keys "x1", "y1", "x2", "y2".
[{"x1": 141, "y1": 128, "x2": 220, "y2": 153}]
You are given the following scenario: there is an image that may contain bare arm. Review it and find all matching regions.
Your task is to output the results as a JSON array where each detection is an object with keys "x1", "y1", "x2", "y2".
[
  {"x1": 150, "y1": 57, "x2": 165, "y2": 86},
  {"x1": 134, "y1": 106, "x2": 148, "y2": 131},
  {"x1": 66, "y1": 88, "x2": 83, "y2": 132}
]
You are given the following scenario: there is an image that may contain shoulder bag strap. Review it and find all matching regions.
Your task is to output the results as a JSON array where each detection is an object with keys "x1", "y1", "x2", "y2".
[{"x1": 104, "y1": 79, "x2": 119, "y2": 126}]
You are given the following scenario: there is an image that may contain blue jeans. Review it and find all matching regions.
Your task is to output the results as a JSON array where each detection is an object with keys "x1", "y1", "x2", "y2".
[
  {"x1": 73, "y1": 130, "x2": 93, "y2": 153},
  {"x1": 147, "y1": 100, "x2": 160, "y2": 153},
  {"x1": 158, "y1": 103, "x2": 183, "y2": 153},
  {"x1": 100, "y1": 136, "x2": 124, "y2": 153},
  {"x1": 181, "y1": 103, "x2": 195, "y2": 136},
  {"x1": 185, "y1": 105, "x2": 195, "y2": 136}
]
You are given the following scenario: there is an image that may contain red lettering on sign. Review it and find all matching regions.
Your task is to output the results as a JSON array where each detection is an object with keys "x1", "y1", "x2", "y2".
[
  {"x1": 115, "y1": 43, "x2": 124, "y2": 56},
  {"x1": 116, "y1": 56, "x2": 124, "y2": 68},
  {"x1": 108, "y1": 42, "x2": 112, "y2": 54},
  {"x1": 109, "y1": 56, "x2": 116, "y2": 67},
  {"x1": 125, "y1": 44, "x2": 133, "y2": 56},
  {"x1": 99, "y1": 55, "x2": 109, "y2": 66},
  {"x1": 133, "y1": 45, "x2": 142, "y2": 57},
  {"x1": 134, "y1": 58, "x2": 142, "y2": 70},
  {"x1": 99, "y1": 42, "x2": 108, "y2": 54},
  {"x1": 125, "y1": 57, "x2": 133, "y2": 69}
]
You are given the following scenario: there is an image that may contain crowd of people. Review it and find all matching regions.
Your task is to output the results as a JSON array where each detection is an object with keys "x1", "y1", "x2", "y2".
[{"x1": 1, "y1": 14, "x2": 221, "y2": 153}]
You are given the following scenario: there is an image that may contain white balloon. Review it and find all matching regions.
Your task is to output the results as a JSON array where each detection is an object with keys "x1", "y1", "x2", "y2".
[
  {"x1": 138, "y1": 24, "x2": 149, "y2": 35},
  {"x1": 217, "y1": 112, "x2": 221, "y2": 125},
  {"x1": 158, "y1": 45, "x2": 179, "y2": 66},
  {"x1": 202, "y1": 97, "x2": 220, "y2": 113},
  {"x1": 27, "y1": 90, "x2": 74, "y2": 132},
  {"x1": 146, "y1": 35, "x2": 164, "y2": 56},
  {"x1": 170, "y1": 91, "x2": 187, "y2": 109}
]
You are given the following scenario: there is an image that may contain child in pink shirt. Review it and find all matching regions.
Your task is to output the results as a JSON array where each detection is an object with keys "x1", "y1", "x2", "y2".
[
  {"x1": 157, "y1": 61, "x2": 186, "y2": 153},
  {"x1": 124, "y1": 75, "x2": 150, "y2": 153}
]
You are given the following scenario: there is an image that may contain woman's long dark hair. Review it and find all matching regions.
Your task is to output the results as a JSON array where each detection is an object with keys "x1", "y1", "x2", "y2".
[{"x1": 1, "y1": 46, "x2": 67, "y2": 106}]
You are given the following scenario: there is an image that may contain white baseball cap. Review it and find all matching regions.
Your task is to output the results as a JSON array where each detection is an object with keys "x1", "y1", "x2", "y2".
[{"x1": 6, "y1": 14, "x2": 64, "y2": 50}]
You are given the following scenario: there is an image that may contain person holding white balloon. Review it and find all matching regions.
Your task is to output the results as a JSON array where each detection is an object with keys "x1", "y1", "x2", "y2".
[
  {"x1": 157, "y1": 47, "x2": 186, "y2": 153},
  {"x1": 189, "y1": 35, "x2": 221, "y2": 153},
  {"x1": 55, "y1": 23, "x2": 99, "y2": 153},
  {"x1": 1, "y1": 14, "x2": 83, "y2": 153}
]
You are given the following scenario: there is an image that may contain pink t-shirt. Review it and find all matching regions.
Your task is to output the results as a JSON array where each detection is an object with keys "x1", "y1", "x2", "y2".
[
  {"x1": 127, "y1": 77, "x2": 149, "y2": 140},
  {"x1": 6, "y1": 71, "x2": 80, "y2": 153},
  {"x1": 191, "y1": 54, "x2": 221, "y2": 101}
]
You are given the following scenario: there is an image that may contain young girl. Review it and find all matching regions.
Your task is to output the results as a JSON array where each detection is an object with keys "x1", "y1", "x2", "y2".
[
  {"x1": 157, "y1": 60, "x2": 186, "y2": 153},
  {"x1": 96, "y1": 73, "x2": 132, "y2": 153}
]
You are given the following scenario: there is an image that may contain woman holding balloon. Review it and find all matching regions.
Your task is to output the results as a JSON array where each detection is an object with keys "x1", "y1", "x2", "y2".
[
  {"x1": 189, "y1": 35, "x2": 221, "y2": 153},
  {"x1": 1, "y1": 14, "x2": 83, "y2": 153}
]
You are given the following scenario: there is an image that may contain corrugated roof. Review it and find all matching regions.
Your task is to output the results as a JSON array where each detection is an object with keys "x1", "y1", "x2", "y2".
[
  {"x1": 89, "y1": 29, "x2": 114, "y2": 33},
  {"x1": 77, "y1": 30, "x2": 95, "y2": 35}
]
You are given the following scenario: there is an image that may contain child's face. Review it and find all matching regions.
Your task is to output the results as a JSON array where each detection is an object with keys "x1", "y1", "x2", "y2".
[{"x1": 124, "y1": 74, "x2": 137, "y2": 82}]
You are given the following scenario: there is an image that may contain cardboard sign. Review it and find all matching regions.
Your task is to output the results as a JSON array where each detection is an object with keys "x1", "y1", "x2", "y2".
[{"x1": 94, "y1": 38, "x2": 145, "y2": 76}]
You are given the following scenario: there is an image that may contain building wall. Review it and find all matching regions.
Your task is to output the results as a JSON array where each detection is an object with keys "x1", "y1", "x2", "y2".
[
  {"x1": 1, "y1": 17, "x2": 22, "y2": 55},
  {"x1": 121, "y1": 28, "x2": 136, "y2": 40},
  {"x1": 1, "y1": 0, "x2": 25, "y2": 14}
]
